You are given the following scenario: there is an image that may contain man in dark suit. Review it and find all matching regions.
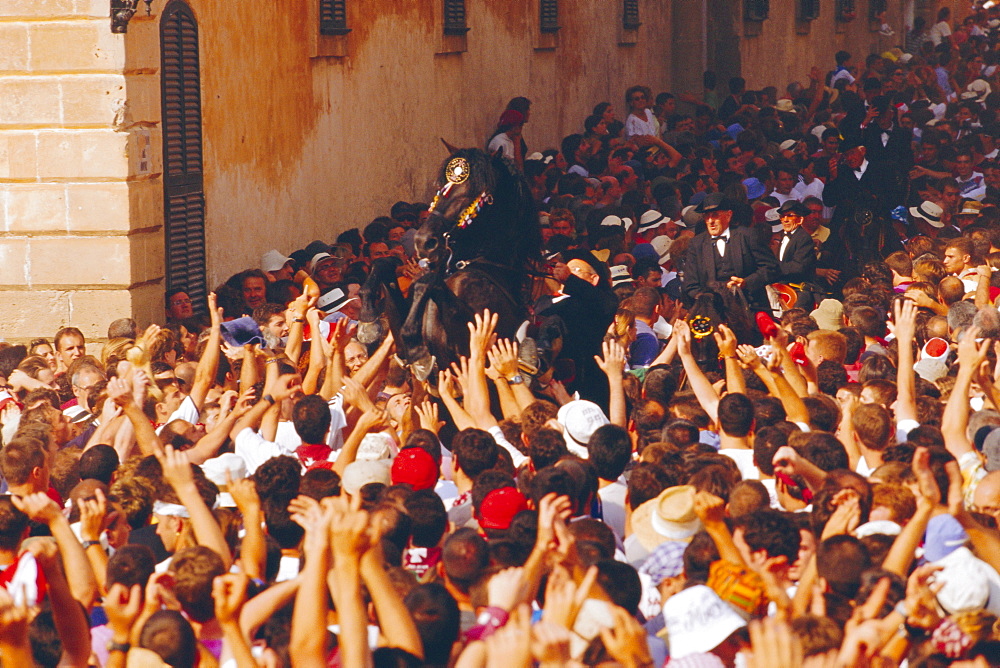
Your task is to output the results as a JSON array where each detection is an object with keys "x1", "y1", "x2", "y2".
[
  {"x1": 774, "y1": 200, "x2": 818, "y2": 310},
  {"x1": 823, "y1": 137, "x2": 904, "y2": 266},
  {"x1": 861, "y1": 96, "x2": 913, "y2": 168},
  {"x1": 681, "y1": 192, "x2": 777, "y2": 313}
]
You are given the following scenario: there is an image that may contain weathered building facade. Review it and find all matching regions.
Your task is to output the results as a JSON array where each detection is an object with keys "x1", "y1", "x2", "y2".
[{"x1": 0, "y1": 0, "x2": 966, "y2": 341}]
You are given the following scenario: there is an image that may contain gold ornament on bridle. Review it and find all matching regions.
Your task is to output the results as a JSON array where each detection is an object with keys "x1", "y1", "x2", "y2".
[
  {"x1": 426, "y1": 157, "x2": 492, "y2": 229},
  {"x1": 689, "y1": 315, "x2": 714, "y2": 339}
]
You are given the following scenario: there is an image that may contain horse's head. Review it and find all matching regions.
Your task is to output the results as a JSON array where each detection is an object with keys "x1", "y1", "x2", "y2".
[{"x1": 415, "y1": 149, "x2": 503, "y2": 268}]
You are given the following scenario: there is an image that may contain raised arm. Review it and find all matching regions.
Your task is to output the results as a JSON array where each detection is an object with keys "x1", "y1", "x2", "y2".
[
  {"x1": 464, "y1": 310, "x2": 500, "y2": 430},
  {"x1": 674, "y1": 320, "x2": 720, "y2": 421},
  {"x1": 893, "y1": 299, "x2": 918, "y2": 424},
  {"x1": 107, "y1": 370, "x2": 163, "y2": 457},
  {"x1": 213, "y1": 572, "x2": 257, "y2": 668},
  {"x1": 13, "y1": 493, "x2": 98, "y2": 609},
  {"x1": 320, "y1": 318, "x2": 353, "y2": 401},
  {"x1": 189, "y1": 292, "x2": 223, "y2": 410},
  {"x1": 714, "y1": 325, "x2": 746, "y2": 396},
  {"x1": 693, "y1": 491, "x2": 746, "y2": 566},
  {"x1": 360, "y1": 537, "x2": 423, "y2": 659},
  {"x1": 228, "y1": 473, "x2": 265, "y2": 581},
  {"x1": 594, "y1": 339, "x2": 627, "y2": 428},
  {"x1": 941, "y1": 326, "x2": 986, "y2": 458},
  {"x1": 301, "y1": 307, "x2": 327, "y2": 396},
  {"x1": 487, "y1": 338, "x2": 533, "y2": 416},
  {"x1": 158, "y1": 445, "x2": 233, "y2": 567},
  {"x1": 23, "y1": 539, "x2": 95, "y2": 666},
  {"x1": 328, "y1": 495, "x2": 373, "y2": 668},
  {"x1": 290, "y1": 499, "x2": 333, "y2": 668}
]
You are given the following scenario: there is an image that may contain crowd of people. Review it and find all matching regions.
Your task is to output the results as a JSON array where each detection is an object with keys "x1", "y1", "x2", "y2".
[{"x1": 5, "y1": 5, "x2": 1000, "y2": 668}]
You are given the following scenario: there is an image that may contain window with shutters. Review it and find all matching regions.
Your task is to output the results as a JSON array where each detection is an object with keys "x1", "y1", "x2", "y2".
[
  {"x1": 160, "y1": 2, "x2": 207, "y2": 315},
  {"x1": 540, "y1": 0, "x2": 559, "y2": 33},
  {"x1": 319, "y1": 0, "x2": 350, "y2": 36},
  {"x1": 744, "y1": 0, "x2": 769, "y2": 21},
  {"x1": 623, "y1": 0, "x2": 640, "y2": 30},
  {"x1": 799, "y1": 0, "x2": 820, "y2": 21},
  {"x1": 444, "y1": 0, "x2": 468, "y2": 35}
]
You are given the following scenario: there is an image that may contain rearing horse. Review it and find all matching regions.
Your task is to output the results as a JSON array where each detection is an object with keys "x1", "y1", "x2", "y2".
[{"x1": 358, "y1": 148, "x2": 541, "y2": 380}]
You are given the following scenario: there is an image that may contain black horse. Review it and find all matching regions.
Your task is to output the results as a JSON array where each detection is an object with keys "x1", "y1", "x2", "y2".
[{"x1": 358, "y1": 148, "x2": 542, "y2": 380}]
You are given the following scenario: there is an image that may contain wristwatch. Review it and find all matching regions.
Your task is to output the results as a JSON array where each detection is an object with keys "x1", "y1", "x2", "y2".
[
  {"x1": 81, "y1": 540, "x2": 102, "y2": 550},
  {"x1": 506, "y1": 375, "x2": 524, "y2": 385},
  {"x1": 107, "y1": 640, "x2": 130, "y2": 654}
]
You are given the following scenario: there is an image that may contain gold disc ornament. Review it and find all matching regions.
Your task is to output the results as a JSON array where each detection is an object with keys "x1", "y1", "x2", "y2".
[{"x1": 446, "y1": 157, "x2": 471, "y2": 185}]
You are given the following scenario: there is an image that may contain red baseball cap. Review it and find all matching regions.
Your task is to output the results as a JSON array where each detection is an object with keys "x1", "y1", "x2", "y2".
[
  {"x1": 478, "y1": 487, "x2": 529, "y2": 531},
  {"x1": 391, "y1": 447, "x2": 439, "y2": 491}
]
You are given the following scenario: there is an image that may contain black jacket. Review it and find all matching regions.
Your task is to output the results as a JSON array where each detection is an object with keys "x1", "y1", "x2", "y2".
[
  {"x1": 776, "y1": 226, "x2": 816, "y2": 284},
  {"x1": 681, "y1": 225, "x2": 777, "y2": 311}
]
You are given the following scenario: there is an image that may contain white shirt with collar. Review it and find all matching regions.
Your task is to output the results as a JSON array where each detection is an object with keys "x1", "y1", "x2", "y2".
[
  {"x1": 853, "y1": 158, "x2": 870, "y2": 180},
  {"x1": 713, "y1": 227, "x2": 731, "y2": 257}
]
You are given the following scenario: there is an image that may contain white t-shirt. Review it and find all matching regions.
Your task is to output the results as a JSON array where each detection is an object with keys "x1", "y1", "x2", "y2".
[
  {"x1": 598, "y1": 480, "x2": 628, "y2": 540},
  {"x1": 719, "y1": 448, "x2": 759, "y2": 481},
  {"x1": 929, "y1": 20, "x2": 952, "y2": 45},
  {"x1": 487, "y1": 133, "x2": 515, "y2": 160}
]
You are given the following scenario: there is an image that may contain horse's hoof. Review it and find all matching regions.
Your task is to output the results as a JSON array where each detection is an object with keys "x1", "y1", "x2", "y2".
[
  {"x1": 356, "y1": 320, "x2": 383, "y2": 345},
  {"x1": 410, "y1": 354, "x2": 437, "y2": 382},
  {"x1": 518, "y1": 336, "x2": 539, "y2": 376}
]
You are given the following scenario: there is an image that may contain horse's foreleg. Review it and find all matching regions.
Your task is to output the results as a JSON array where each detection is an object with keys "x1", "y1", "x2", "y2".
[
  {"x1": 357, "y1": 268, "x2": 386, "y2": 345},
  {"x1": 399, "y1": 276, "x2": 436, "y2": 378}
]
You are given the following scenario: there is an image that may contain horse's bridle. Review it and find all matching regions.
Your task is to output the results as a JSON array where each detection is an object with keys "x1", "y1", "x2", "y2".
[{"x1": 426, "y1": 157, "x2": 494, "y2": 233}]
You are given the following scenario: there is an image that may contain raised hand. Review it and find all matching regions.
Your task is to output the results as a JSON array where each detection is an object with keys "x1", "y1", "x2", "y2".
[
  {"x1": 598, "y1": 605, "x2": 655, "y2": 668},
  {"x1": 487, "y1": 338, "x2": 520, "y2": 380},
  {"x1": 329, "y1": 493, "x2": 371, "y2": 562},
  {"x1": 226, "y1": 471, "x2": 259, "y2": 514},
  {"x1": 714, "y1": 324, "x2": 738, "y2": 358},
  {"x1": 103, "y1": 583, "x2": 142, "y2": 641},
  {"x1": 594, "y1": 339, "x2": 626, "y2": 376},
  {"x1": 693, "y1": 490, "x2": 727, "y2": 525},
  {"x1": 78, "y1": 488, "x2": 108, "y2": 543},
  {"x1": 957, "y1": 326, "x2": 990, "y2": 370},
  {"x1": 541, "y1": 564, "x2": 597, "y2": 629},
  {"x1": 468, "y1": 310, "x2": 499, "y2": 358},
  {"x1": 737, "y1": 343, "x2": 764, "y2": 370},
  {"x1": 414, "y1": 400, "x2": 443, "y2": 434},
  {"x1": 11, "y1": 493, "x2": 61, "y2": 527},
  {"x1": 212, "y1": 572, "x2": 249, "y2": 625},
  {"x1": 157, "y1": 445, "x2": 195, "y2": 492},
  {"x1": 893, "y1": 298, "x2": 918, "y2": 345}
]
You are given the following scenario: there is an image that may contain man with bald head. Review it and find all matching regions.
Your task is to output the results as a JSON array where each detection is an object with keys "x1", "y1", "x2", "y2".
[{"x1": 973, "y1": 471, "x2": 1000, "y2": 524}]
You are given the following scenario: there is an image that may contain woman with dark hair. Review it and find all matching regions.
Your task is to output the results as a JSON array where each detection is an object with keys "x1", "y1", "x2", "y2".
[
  {"x1": 487, "y1": 97, "x2": 531, "y2": 165},
  {"x1": 624, "y1": 85, "x2": 682, "y2": 168}
]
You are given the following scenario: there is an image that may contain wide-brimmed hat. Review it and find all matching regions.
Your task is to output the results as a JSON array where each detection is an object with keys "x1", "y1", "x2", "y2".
[
  {"x1": 775, "y1": 99, "x2": 796, "y2": 113},
  {"x1": 261, "y1": 249, "x2": 293, "y2": 273},
  {"x1": 632, "y1": 485, "x2": 701, "y2": 551},
  {"x1": 695, "y1": 192, "x2": 736, "y2": 214},
  {"x1": 317, "y1": 287, "x2": 358, "y2": 314},
  {"x1": 638, "y1": 209, "x2": 667, "y2": 232},
  {"x1": 909, "y1": 201, "x2": 944, "y2": 228}
]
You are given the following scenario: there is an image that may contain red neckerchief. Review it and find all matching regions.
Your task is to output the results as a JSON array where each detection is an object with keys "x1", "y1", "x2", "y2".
[{"x1": 296, "y1": 443, "x2": 334, "y2": 471}]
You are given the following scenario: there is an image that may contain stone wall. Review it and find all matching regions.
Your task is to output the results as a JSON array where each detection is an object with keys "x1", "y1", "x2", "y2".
[{"x1": 0, "y1": 0, "x2": 162, "y2": 344}]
